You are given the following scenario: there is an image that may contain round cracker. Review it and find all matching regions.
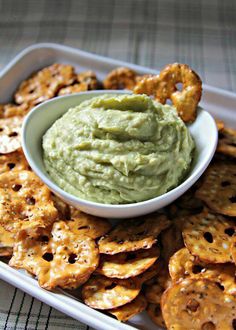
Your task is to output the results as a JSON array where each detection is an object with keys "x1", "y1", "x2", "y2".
[
  {"x1": 0, "y1": 170, "x2": 58, "y2": 234},
  {"x1": 196, "y1": 162, "x2": 236, "y2": 216},
  {"x1": 147, "y1": 303, "x2": 166, "y2": 328},
  {"x1": 9, "y1": 226, "x2": 52, "y2": 276},
  {"x1": 0, "y1": 149, "x2": 29, "y2": 174},
  {"x1": 98, "y1": 214, "x2": 170, "y2": 254},
  {"x1": 14, "y1": 64, "x2": 75, "y2": 105},
  {"x1": 169, "y1": 247, "x2": 236, "y2": 296},
  {"x1": 10, "y1": 221, "x2": 99, "y2": 290},
  {"x1": 161, "y1": 278, "x2": 236, "y2": 330},
  {"x1": 0, "y1": 116, "x2": 23, "y2": 154},
  {"x1": 182, "y1": 209, "x2": 235, "y2": 263},
  {"x1": 108, "y1": 294, "x2": 147, "y2": 322},
  {"x1": 103, "y1": 67, "x2": 137, "y2": 90},
  {"x1": 96, "y1": 246, "x2": 160, "y2": 279},
  {"x1": 82, "y1": 275, "x2": 141, "y2": 310},
  {"x1": 66, "y1": 211, "x2": 112, "y2": 239}
]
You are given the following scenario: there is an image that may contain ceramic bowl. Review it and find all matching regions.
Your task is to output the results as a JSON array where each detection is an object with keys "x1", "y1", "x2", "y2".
[{"x1": 22, "y1": 90, "x2": 218, "y2": 218}]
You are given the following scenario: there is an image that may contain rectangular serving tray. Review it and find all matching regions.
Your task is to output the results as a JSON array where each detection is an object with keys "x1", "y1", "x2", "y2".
[{"x1": 0, "y1": 43, "x2": 236, "y2": 330}]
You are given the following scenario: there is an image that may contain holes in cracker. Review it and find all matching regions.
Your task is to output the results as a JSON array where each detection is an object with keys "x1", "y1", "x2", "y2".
[
  {"x1": 78, "y1": 225, "x2": 90, "y2": 230},
  {"x1": 216, "y1": 282, "x2": 224, "y2": 291},
  {"x1": 12, "y1": 184, "x2": 22, "y2": 192},
  {"x1": 166, "y1": 98, "x2": 173, "y2": 105},
  {"x1": 8, "y1": 132, "x2": 18, "y2": 137},
  {"x1": 68, "y1": 253, "x2": 77, "y2": 264},
  {"x1": 229, "y1": 195, "x2": 236, "y2": 203},
  {"x1": 176, "y1": 82, "x2": 183, "y2": 91},
  {"x1": 232, "y1": 319, "x2": 236, "y2": 330},
  {"x1": 26, "y1": 197, "x2": 36, "y2": 205},
  {"x1": 224, "y1": 227, "x2": 235, "y2": 237},
  {"x1": 29, "y1": 88, "x2": 35, "y2": 94},
  {"x1": 221, "y1": 181, "x2": 231, "y2": 187},
  {"x1": 105, "y1": 283, "x2": 117, "y2": 290},
  {"x1": 186, "y1": 298, "x2": 199, "y2": 313},
  {"x1": 7, "y1": 163, "x2": 16, "y2": 170},
  {"x1": 0, "y1": 128, "x2": 3, "y2": 132},
  {"x1": 42, "y1": 252, "x2": 53, "y2": 262},
  {"x1": 192, "y1": 264, "x2": 205, "y2": 274},
  {"x1": 40, "y1": 235, "x2": 49, "y2": 243},
  {"x1": 201, "y1": 322, "x2": 216, "y2": 330},
  {"x1": 203, "y1": 232, "x2": 213, "y2": 243}
]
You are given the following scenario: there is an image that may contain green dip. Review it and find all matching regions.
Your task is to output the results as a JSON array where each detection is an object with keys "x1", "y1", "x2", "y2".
[{"x1": 43, "y1": 94, "x2": 194, "y2": 204}]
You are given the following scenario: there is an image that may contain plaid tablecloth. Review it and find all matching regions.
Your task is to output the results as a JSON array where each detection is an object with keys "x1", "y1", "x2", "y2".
[{"x1": 0, "y1": 0, "x2": 235, "y2": 329}]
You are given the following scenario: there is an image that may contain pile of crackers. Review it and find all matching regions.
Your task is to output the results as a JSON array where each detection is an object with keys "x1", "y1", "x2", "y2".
[{"x1": 0, "y1": 63, "x2": 236, "y2": 329}]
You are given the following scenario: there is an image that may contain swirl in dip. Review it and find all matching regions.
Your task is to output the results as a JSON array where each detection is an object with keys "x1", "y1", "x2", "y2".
[{"x1": 43, "y1": 94, "x2": 194, "y2": 204}]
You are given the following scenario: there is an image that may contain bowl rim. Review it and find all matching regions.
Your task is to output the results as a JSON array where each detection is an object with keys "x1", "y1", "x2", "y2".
[{"x1": 22, "y1": 90, "x2": 218, "y2": 210}]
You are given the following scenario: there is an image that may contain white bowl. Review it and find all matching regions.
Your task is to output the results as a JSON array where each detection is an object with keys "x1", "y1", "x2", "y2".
[{"x1": 22, "y1": 90, "x2": 218, "y2": 218}]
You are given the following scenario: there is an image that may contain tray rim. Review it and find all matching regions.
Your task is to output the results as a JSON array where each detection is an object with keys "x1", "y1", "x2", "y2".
[
  {"x1": 1, "y1": 42, "x2": 236, "y2": 99},
  {"x1": 0, "y1": 42, "x2": 235, "y2": 330}
]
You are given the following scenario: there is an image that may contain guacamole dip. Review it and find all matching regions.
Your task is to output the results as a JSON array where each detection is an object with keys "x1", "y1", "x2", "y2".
[{"x1": 43, "y1": 94, "x2": 194, "y2": 204}]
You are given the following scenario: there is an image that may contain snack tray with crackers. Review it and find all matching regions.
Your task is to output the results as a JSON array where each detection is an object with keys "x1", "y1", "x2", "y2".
[{"x1": 0, "y1": 43, "x2": 236, "y2": 330}]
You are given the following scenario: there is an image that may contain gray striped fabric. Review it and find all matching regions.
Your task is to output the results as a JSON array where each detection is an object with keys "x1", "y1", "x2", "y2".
[
  {"x1": 0, "y1": 281, "x2": 88, "y2": 329},
  {"x1": 0, "y1": 0, "x2": 236, "y2": 91},
  {"x1": 0, "y1": 0, "x2": 235, "y2": 329}
]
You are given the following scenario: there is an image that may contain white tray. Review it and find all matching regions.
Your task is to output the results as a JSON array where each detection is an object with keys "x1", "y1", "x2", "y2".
[{"x1": 0, "y1": 43, "x2": 235, "y2": 330}]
